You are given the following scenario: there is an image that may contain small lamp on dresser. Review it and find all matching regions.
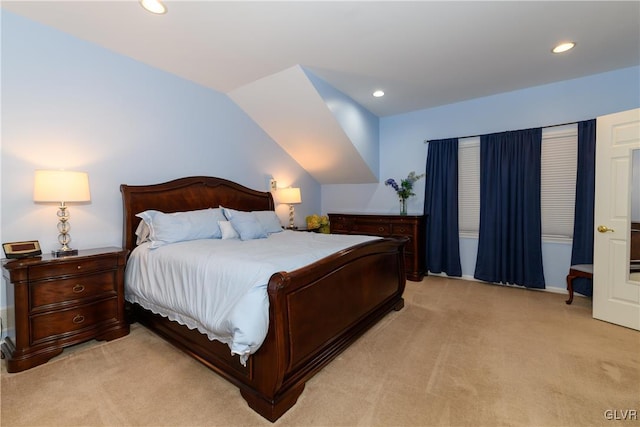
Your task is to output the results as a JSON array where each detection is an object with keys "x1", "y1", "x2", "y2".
[
  {"x1": 277, "y1": 187, "x2": 302, "y2": 229},
  {"x1": 33, "y1": 170, "x2": 91, "y2": 257}
]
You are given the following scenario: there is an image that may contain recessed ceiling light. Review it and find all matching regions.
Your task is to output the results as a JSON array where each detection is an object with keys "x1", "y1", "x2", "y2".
[
  {"x1": 140, "y1": 0, "x2": 167, "y2": 14},
  {"x1": 552, "y1": 42, "x2": 575, "y2": 54},
  {"x1": 373, "y1": 90, "x2": 385, "y2": 98}
]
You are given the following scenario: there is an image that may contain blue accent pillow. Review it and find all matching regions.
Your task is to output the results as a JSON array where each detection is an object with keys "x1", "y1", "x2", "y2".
[
  {"x1": 222, "y1": 207, "x2": 268, "y2": 241},
  {"x1": 136, "y1": 208, "x2": 226, "y2": 248},
  {"x1": 252, "y1": 211, "x2": 283, "y2": 234},
  {"x1": 223, "y1": 207, "x2": 282, "y2": 235}
]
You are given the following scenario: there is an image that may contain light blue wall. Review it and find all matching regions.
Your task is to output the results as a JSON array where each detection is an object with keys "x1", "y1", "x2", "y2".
[
  {"x1": 323, "y1": 66, "x2": 640, "y2": 290},
  {"x1": 0, "y1": 10, "x2": 325, "y2": 328},
  {"x1": 304, "y1": 68, "x2": 380, "y2": 180}
]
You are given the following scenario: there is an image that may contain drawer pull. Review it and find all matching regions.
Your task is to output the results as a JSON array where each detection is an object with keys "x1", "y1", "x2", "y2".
[
  {"x1": 72, "y1": 315, "x2": 85, "y2": 324},
  {"x1": 378, "y1": 227, "x2": 384, "y2": 232},
  {"x1": 72, "y1": 284, "x2": 85, "y2": 293},
  {"x1": 77, "y1": 265, "x2": 82, "y2": 270}
]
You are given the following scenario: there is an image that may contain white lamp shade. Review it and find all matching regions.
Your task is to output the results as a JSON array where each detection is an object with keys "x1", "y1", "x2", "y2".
[
  {"x1": 276, "y1": 187, "x2": 301, "y2": 204},
  {"x1": 33, "y1": 170, "x2": 91, "y2": 202}
]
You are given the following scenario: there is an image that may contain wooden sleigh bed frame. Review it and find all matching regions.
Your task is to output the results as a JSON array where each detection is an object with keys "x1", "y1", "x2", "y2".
[{"x1": 120, "y1": 176, "x2": 407, "y2": 422}]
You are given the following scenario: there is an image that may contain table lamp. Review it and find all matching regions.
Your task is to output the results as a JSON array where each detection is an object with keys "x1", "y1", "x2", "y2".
[
  {"x1": 277, "y1": 187, "x2": 302, "y2": 229},
  {"x1": 33, "y1": 170, "x2": 91, "y2": 257}
]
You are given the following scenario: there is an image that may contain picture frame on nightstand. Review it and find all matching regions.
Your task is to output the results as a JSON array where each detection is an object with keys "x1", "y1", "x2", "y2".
[{"x1": 2, "y1": 240, "x2": 42, "y2": 259}]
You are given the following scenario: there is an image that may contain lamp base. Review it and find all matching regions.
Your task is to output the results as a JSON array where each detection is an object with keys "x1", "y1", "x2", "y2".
[{"x1": 52, "y1": 248, "x2": 78, "y2": 258}]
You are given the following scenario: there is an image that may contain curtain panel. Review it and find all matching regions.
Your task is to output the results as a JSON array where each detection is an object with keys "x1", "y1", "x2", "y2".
[
  {"x1": 570, "y1": 119, "x2": 596, "y2": 296},
  {"x1": 474, "y1": 128, "x2": 546, "y2": 288},
  {"x1": 424, "y1": 138, "x2": 462, "y2": 276}
]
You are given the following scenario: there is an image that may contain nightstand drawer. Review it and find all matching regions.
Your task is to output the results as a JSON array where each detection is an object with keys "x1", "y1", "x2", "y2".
[
  {"x1": 30, "y1": 298, "x2": 118, "y2": 344},
  {"x1": 28, "y1": 256, "x2": 118, "y2": 281},
  {"x1": 30, "y1": 271, "x2": 117, "y2": 310}
]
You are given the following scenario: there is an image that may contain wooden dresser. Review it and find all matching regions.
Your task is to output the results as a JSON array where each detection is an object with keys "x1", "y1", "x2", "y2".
[
  {"x1": 329, "y1": 213, "x2": 426, "y2": 281},
  {"x1": 1, "y1": 247, "x2": 129, "y2": 372}
]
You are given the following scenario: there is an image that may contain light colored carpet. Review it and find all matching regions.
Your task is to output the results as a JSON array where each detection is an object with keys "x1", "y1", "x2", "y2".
[{"x1": 2, "y1": 276, "x2": 639, "y2": 427}]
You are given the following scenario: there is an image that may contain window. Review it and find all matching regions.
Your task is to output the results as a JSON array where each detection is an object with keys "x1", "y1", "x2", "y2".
[
  {"x1": 458, "y1": 137, "x2": 480, "y2": 235},
  {"x1": 457, "y1": 124, "x2": 578, "y2": 240},
  {"x1": 540, "y1": 124, "x2": 578, "y2": 240}
]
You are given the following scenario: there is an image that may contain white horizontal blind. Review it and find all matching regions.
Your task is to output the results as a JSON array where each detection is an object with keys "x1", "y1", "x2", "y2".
[
  {"x1": 540, "y1": 124, "x2": 578, "y2": 239},
  {"x1": 458, "y1": 137, "x2": 480, "y2": 235},
  {"x1": 457, "y1": 126, "x2": 578, "y2": 240}
]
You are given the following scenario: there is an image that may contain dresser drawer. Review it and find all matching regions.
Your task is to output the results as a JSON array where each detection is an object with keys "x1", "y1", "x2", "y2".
[
  {"x1": 30, "y1": 298, "x2": 118, "y2": 344},
  {"x1": 331, "y1": 221, "x2": 350, "y2": 233},
  {"x1": 351, "y1": 222, "x2": 392, "y2": 236},
  {"x1": 28, "y1": 256, "x2": 118, "y2": 281},
  {"x1": 391, "y1": 223, "x2": 417, "y2": 236},
  {"x1": 30, "y1": 271, "x2": 117, "y2": 311}
]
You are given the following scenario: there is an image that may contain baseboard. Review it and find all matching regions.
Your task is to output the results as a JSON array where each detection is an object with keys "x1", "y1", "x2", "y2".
[
  {"x1": 1, "y1": 305, "x2": 15, "y2": 342},
  {"x1": 425, "y1": 272, "x2": 585, "y2": 298}
]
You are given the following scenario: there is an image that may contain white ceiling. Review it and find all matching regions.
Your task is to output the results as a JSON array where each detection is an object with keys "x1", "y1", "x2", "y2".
[{"x1": 3, "y1": 1, "x2": 639, "y2": 118}]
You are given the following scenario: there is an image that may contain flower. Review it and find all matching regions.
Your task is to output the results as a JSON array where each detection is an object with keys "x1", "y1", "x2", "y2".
[
  {"x1": 385, "y1": 171, "x2": 425, "y2": 200},
  {"x1": 306, "y1": 214, "x2": 330, "y2": 233}
]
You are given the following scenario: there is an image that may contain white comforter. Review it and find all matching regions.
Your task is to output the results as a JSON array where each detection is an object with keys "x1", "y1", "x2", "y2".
[{"x1": 125, "y1": 230, "x2": 377, "y2": 364}]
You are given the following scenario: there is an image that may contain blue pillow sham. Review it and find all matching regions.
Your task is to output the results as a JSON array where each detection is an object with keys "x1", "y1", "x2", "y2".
[{"x1": 136, "y1": 208, "x2": 226, "y2": 248}]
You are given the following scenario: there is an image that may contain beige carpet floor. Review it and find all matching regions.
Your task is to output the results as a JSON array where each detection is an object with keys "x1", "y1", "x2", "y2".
[{"x1": 1, "y1": 276, "x2": 639, "y2": 427}]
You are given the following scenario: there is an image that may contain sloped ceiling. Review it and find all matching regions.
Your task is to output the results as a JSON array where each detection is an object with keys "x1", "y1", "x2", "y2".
[{"x1": 229, "y1": 65, "x2": 378, "y2": 184}]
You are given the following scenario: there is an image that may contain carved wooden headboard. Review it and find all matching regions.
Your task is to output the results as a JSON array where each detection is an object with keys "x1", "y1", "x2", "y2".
[{"x1": 120, "y1": 176, "x2": 275, "y2": 253}]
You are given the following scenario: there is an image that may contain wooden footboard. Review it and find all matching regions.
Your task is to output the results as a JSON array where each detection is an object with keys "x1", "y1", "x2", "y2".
[
  {"x1": 245, "y1": 236, "x2": 407, "y2": 420},
  {"x1": 121, "y1": 177, "x2": 407, "y2": 422}
]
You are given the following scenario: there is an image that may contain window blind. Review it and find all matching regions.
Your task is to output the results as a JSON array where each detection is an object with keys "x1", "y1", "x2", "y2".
[
  {"x1": 540, "y1": 124, "x2": 578, "y2": 239},
  {"x1": 457, "y1": 124, "x2": 578, "y2": 240},
  {"x1": 458, "y1": 137, "x2": 480, "y2": 235}
]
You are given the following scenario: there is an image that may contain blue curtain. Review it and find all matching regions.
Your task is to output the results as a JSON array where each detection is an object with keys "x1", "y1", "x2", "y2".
[
  {"x1": 570, "y1": 119, "x2": 596, "y2": 296},
  {"x1": 474, "y1": 128, "x2": 546, "y2": 288},
  {"x1": 424, "y1": 138, "x2": 462, "y2": 276}
]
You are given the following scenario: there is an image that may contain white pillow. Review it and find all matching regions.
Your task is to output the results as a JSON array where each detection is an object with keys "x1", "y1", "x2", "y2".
[
  {"x1": 218, "y1": 220, "x2": 239, "y2": 240},
  {"x1": 135, "y1": 220, "x2": 150, "y2": 245},
  {"x1": 136, "y1": 208, "x2": 226, "y2": 249}
]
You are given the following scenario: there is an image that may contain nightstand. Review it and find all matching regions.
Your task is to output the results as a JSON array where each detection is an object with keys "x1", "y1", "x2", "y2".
[{"x1": 1, "y1": 247, "x2": 129, "y2": 372}]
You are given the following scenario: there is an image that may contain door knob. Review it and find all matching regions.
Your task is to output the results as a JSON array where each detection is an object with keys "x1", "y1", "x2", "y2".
[{"x1": 597, "y1": 225, "x2": 615, "y2": 233}]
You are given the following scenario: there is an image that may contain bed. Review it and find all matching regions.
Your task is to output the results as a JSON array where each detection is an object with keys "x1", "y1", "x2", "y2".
[{"x1": 120, "y1": 176, "x2": 407, "y2": 422}]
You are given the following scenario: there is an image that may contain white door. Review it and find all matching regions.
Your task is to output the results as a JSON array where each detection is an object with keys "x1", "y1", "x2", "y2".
[{"x1": 593, "y1": 108, "x2": 640, "y2": 330}]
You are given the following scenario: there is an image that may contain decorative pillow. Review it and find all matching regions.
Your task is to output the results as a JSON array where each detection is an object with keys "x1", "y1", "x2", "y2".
[
  {"x1": 252, "y1": 210, "x2": 283, "y2": 234},
  {"x1": 135, "y1": 220, "x2": 151, "y2": 245},
  {"x1": 218, "y1": 220, "x2": 240, "y2": 240},
  {"x1": 136, "y1": 208, "x2": 226, "y2": 248},
  {"x1": 221, "y1": 207, "x2": 268, "y2": 241},
  {"x1": 223, "y1": 206, "x2": 282, "y2": 234},
  {"x1": 221, "y1": 206, "x2": 241, "y2": 221}
]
